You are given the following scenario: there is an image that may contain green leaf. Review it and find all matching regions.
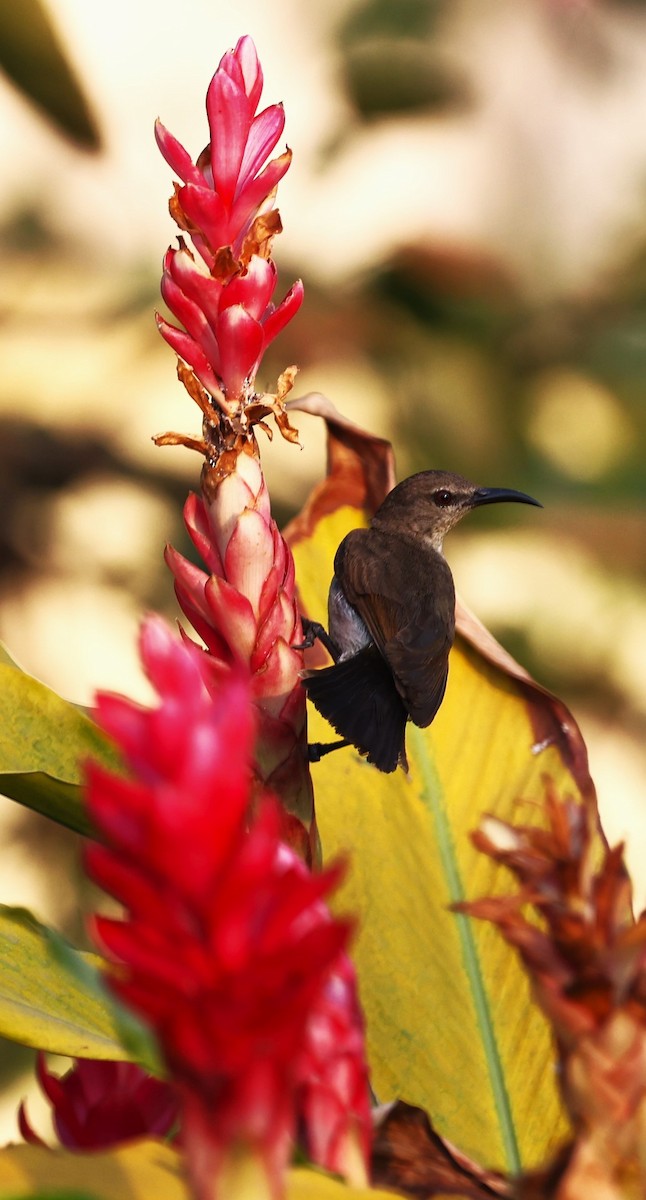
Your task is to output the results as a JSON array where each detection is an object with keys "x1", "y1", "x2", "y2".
[
  {"x1": 0, "y1": 659, "x2": 121, "y2": 836},
  {"x1": 0, "y1": 905, "x2": 156, "y2": 1064},
  {"x1": 0, "y1": 0, "x2": 101, "y2": 150},
  {"x1": 0, "y1": 1144, "x2": 395, "y2": 1199},
  {"x1": 0, "y1": 775, "x2": 91, "y2": 838},
  {"x1": 287, "y1": 398, "x2": 598, "y2": 1172},
  {"x1": 344, "y1": 40, "x2": 469, "y2": 119},
  {"x1": 341, "y1": 0, "x2": 442, "y2": 43}
]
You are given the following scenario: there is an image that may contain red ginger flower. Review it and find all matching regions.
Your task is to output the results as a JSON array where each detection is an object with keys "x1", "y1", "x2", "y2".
[
  {"x1": 155, "y1": 37, "x2": 313, "y2": 856},
  {"x1": 155, "y1": 34, "x2": 303, "y2": 410},
  {"x1": 155, "y1": 35, "x2": 291, "y2": 267},
  {"x1": 85, "y1": 616, "x2": 367, "y2": 1199},
  {"x1": 19, "y1": 1055, "x2": 176, "y2": 1150}
]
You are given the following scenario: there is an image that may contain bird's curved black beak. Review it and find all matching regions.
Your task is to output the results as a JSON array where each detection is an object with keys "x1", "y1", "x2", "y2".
[{"x1": 470, "y1": 487, "x2": 543, "y2": 509}]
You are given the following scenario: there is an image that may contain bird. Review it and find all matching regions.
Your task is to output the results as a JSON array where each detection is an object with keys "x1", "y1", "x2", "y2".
[{"x1": 299, "y1": 469, "x2": 542, "y2": 773}]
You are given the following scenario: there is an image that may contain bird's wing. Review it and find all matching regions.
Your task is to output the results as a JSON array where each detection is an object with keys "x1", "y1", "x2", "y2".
[
  {"x1": 336, "y1": 529, "x2": 406, "y2": 651},
  {"x1": 338, "y1": 529, "x2": 455, "y2": 727},
  {"x1": 385, "y1": 619, "x2": 452, "y2": 727}
]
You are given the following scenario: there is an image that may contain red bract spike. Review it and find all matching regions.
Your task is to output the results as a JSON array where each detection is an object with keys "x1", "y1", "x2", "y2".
[
  {"x1": 205, "y1": 574, "x2": 257, "y2": 662},
  {"x1": 229, "y1": 35, "x2": 264, "y2": 111},
  {"x1": 154, "y1": 119, "x2": 203, "y2": 185},
  {"x1": 157, "y1": 37, "x2": 315, "y2": 886},
  {"x1": 83, "y1": 617, "x2": 369, "y2": 1198},
  {"x1": 232, "y1": 150, "x2": 292, "y2": 230},
  {"x1": 182, "y1": 493, "x2": 225, "y2": 575},
  {"x1": 156, "y1": 37, "x2": 300, "y2": 411},
  {"x1": 206, "y1": 72, "x2": 249, "y2": 207},
  {"x1": 239, "y1": 107, "x2": 286, "y2": 192},
  {"x1": 261, "y1": 280, "x2": 305, "y2": 344},
  {"x1": 155, "y1": 316, "x2": 222, "y2": 397}
]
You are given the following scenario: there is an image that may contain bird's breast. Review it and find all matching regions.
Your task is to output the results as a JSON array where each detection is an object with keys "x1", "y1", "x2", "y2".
[{"x1": 328, "y1": 576, "x2": 372, "y2": 660}]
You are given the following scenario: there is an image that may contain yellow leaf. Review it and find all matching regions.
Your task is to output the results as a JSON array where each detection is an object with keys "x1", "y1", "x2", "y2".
[
  {"x1": 0, "y1": 1142, "x2": 185, "y2": 1200},
  {"x1": 287, "y1": 398, "x2": 599, "y2": 1174},
  {"x1": 0, "y1": 905, "x2": 140, "y2": 1061},
  {"x1": 0, "y1": 1143, "x2": 396, "y2": 1199},
  {"x1": 0, "y1": 656, "x2": 121, "y2": 835},
  {"x1": 288, "y1": 1168, "x2": 396, "y2": 1198},
  {"x1": 0, "y1": 663, "x2": 106, "y2": 779}
]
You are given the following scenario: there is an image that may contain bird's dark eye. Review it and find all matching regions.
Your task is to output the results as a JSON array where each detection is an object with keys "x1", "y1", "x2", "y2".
[{"x1": 432, "y1": 489, "x2": 453, "y2": 507}]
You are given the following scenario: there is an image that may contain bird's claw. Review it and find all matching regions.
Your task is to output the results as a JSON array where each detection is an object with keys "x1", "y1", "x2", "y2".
[
  {"x1": 293, "y1": 617, "x2": 340, "y2": 660},
  {"x1": 308, "y1": 739, "x2": 350, "y2": 763},
  {"x1": 292, "y1": 617, "x2": 324, "y2": 651}
]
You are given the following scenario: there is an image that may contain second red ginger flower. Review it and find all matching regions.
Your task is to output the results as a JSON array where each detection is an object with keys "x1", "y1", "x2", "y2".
[{"x1": 85, "y1": 617, "x2": 372, "y2": 1199}]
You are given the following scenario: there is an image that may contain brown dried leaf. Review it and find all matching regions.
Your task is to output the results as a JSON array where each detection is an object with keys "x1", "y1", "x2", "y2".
[
  {"x1": 460, "y1": 783, "x2": 638, "y2": 1045},
  {"x1": 169, "y1": 183, "x2": 195, "y2": 233},
  {"x1": 211, "y1": 244, "x2": 240, "y2": 282},
  {"x1": 241, "y1": 200, "x2": 285, "y2": 262},
  {"x1": 152, "y1": 431, "x2": 208, "y2": 455},
  {"x1": 177, "y1": 358, "x2": 210, "y2": 412},
  {"x1": 285, "y1": 392, "x2": 396, "y2": 535},
  {"x1": 273, "y1": 405, "x2": 301, "y2": 445},
  {"x1": 372, "y1": 1101, "x2": 511, "y2": 1198},
  {"x1": 463, "y1": 782, "x2": 646, "y2": 1198},
  {"x1": 247, "y1": 365, "x2": 301, "y2": 445}
]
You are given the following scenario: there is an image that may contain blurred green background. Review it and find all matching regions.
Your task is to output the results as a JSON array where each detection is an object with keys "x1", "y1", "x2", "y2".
[{"x1": 0, "y1": 0, "x2": 645, "y2": 1138}]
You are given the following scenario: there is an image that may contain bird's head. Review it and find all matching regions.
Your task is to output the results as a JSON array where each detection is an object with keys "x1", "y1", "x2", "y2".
[{"x1": 371, "y1": 469, "x2": 542, "y2": 550}]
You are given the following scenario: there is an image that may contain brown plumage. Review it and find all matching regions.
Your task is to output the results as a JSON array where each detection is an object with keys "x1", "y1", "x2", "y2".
[{"x1": 302, "y1": 470, "x2": 541, "y2": 772}]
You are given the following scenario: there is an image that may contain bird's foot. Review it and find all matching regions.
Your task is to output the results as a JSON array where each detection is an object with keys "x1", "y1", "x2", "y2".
[
  {"x1": 292, "y1": 617, "x2": 340, "y2": 661},
  {"x1": 291, "y1": 618, "x2": 317, "y2": 650},
  {"x1": 308, "y1": 739, "x2": 350, "y2": 763}
]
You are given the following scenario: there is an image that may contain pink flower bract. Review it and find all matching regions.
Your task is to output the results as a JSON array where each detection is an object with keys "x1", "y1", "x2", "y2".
[
  {"x1": 84, "y1": 616, "x2": 359, "y2": 1198},
  {"x1": 155, "y1": 36, "x2": 290, "y2": 265},
  {"x1": 156, "y1": 35, "x2": 302, "y2": 407}
]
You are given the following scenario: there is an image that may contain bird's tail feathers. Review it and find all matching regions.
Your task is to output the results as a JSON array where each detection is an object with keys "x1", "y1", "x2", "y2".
[{"x1": 302, "y1": 647, "x2": 407, "y2": 773}]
